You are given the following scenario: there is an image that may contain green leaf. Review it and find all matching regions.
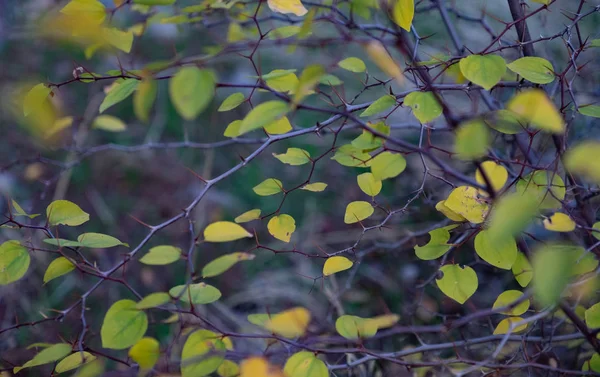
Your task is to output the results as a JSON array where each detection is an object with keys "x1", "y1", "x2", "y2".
[
  {"x1": 273, "y1": 148, "x2": 311, "y2": 165},
  {"x1": 512, "y1": 251, "x2": 533, "y2": 287},
  {"x1": 223, "y1": 120, "x2": 242, "y2": 138},
  {"x1": 403, "y1": 91, "x2": 443, "y2": 123},
  {"x1": 55, "y1": 352, "x2": 96, "y2": 374},
  {"x1": 492, "y1": 290, "x2": 530, "y2": 316},
  {"x1": 344, "y1": 201, "x2": 374, "y2": 224},
  {"x1": 338, "y1": 57, "x2": 366, "y2": 73},
  {"x1": 436, "y1": 264, "x2": 478, "y2": 304},
  {"x1": 133, "y1": 79, "x2": 157, "y2": 122},
  {"x1": 101, "y1": 300, "x2": 148, "y2": 350},
  {"x1": 564, "y1": 141, "x2": 600, "y2": 184},
  {"x1": 23, "y1": 83, "x2": 51, "y2": 117},
  {"x1": 331, "y1": 145, "x2": 372, "y2": 167},
  {"x1": 414, "y1": 227, "x2": 451, "y2": 260},
  {"x1": 357, "y1": 172, "x2": 382, "y2": 196},
  {"x1": 0, "y1": 241, "x2": 30, "y2": 285},
  {"x1": 253, "y1": 178, "x2": 284, "y2": 196},
  {"x1": 169, "y1": 283, "x2": 222, "y2": 304},
  {"x1": 335, "y1": 315, "x2": 378, "y2": 340},
  {"x1": 484, "y1": 109, "x2": 526, "y2": 134},
  {"x1": 454, "y1": 119, "x2": 490, "y2": 160},
  {"x1": 238, "y1": 101, "x2": 289, "y2": 135},
  {"x1": 202, "y1": 252, "x2": 255, "y2": 278},
  {"x1": 92, "y1": 115, "x2": 126, "y2": 132},
  {"x1": 352, "y1": 121, "x2": 390, "y2": 151},
  {"x1": 487, "y1": 191, "x2": 539, "y2": 244},
  {"x1": 136, "y1": 292, "x2": 171, "y2": 309},
  {"x1": 43, "y1": 238, "x2": 82, "y2": 247},
  {"x1": 319, "y1": 74, "x2": 342, "y2": 86},
  {"x1": 46, "y1": 200, "x2": 90, "y2": 227},
  {"x1": 516, "y1": 170, "x2": 565, "y2": 210},
  {"x1": 77, "y1": 233, "x2": 127, "y2": 248},
  {"x1": 474, "y1": 230, "x2": 518, "y2": 270},
  {"x1": 579, "y1": 105, "x2": 600, "y2": 118},
  {"x1": 10, "y1": 200, "x2": 40, "y2": 219},
  {"x1": 99, "y1": 79, "x2": 139, "y2": 113},
  {"x1": 459, "y1": 54, "x2": 506, "y2": 90},
  {"x1": 532, "y1": 244, "x2": 576, "y2": 307},
  {"x1": 506, "y1": 89, "x2": 565, "y2": 133},
  {"x1": 284, "y1": 352, "x2": 328, "y2": 377},
  {"x1": 370, "y1": 151, "x2": 406, "y2": 180},
  {"x1": 181, "y1": 330, "x2": 225, "y2": 377},
  {"x1": 293, "y1": 64, "x2": 325, "y2": 103},
  {"x1": 13, "y1": 343, "x2": 72, "y2": 373},
  {"x1": 268, "y1": 25, "x2": 302, "y2": 39},
  {"x1": 267, "y1": 214, "x2": 296, "y2": 242},
  {"x1": 128, "y1": 337, "x2": 160, "y2": 370},
  {"x1": 218, "y1": 92, "x2": 245, "y2": 112},
  {"x1": 301, "y1": 182, "x2": 328, "y2": 192},
  {"x1": 139, "y1": 245, "x2": 181, "y2": 265},
  {"x1": 169, "y1": 67, "x2": 215, "y2": 120},
  {"x1": 507, "y1": 57, "x2": 555, "y2": 84},
  {"x1": 235, "y1": 209, "x2": 261, "y2": 223},
  {"x1": 43, "y1": 257, "x2": 75, "y2": 283},
  {"x1": 360, "y1": 95, "x2": 396, "y2": 117},
  {"x1": 585, "y1": 303, "x2": 600, "y2": 329}
]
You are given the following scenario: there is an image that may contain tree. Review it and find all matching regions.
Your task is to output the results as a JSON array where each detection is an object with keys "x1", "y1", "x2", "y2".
[{"x1": 1, "y1": 0, "x2": 600, "y2": 375}]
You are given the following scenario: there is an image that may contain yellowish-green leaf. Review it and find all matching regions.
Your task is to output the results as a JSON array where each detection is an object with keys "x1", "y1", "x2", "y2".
[
  {"x1": 253, "y1": 178, "x2": 284, "y2": 196},
  {"x1": 293, "y1": 64, "x2": 325, "y2": 103},
  {"x1": 530, "y1": 0, "x2": 550, "y2": 4},
  {"x1": 239, "y1": 101, "x2": 289, "y2": 135},
  {"x1": 47, "y1": 200, "x2": 89, "y2": 226},
  {"x1": 267, "y1": 0, "x2": 308, "y2": 16},
  {"x1": 360, "y1": 95, "x2": 396, "y2": 117},
  {"x1": 475, "y1": 161, "x2": 508, "y2": 193},
  {"x1": 169, "y1": 67, "x2": 215, "y2": 120},
  {"x1": 284, "y1": 352, "x2": 328, "y2": 377},
  {"x1": 273, "y1": 148, "x2": 311, "y2": 165},
  {"x1": 459, "y1": 54, "x2": 506, "y2": 90},
  {"x1": 487, "y1": 191, "x2": 539, "y2": 244},
  {"x1": 11, "y1": 200, "x2": 40, "y2": 219},
  {"x1": 169, "y1": 283, "x2": 222, "y2": 304},
  {"x1": 352, "y1": 121, "x2": 390, "y2": 151},
  {"x1": 129, "y1": 337, "x2": 159, "y2": 369},
  {"x1": 338, "y1": 57, "x2": 366, "y2": 73},
  {"x1": 218, "y1": 360, "x2": 240, "y2": 377},
  {"x1": 224, "y1": 120, "x2": 242, "y2": 138},
  {"x1": 319, "y1": 74, "x2": 342, "y2": 86},
  {"x1": 218, "y1": 93, "x2": 245, "y2": 112},
  {"x1": 512, "y1": 252, "x2": 533, "y2": 288},
  {"x1": 323, "y1": 256, "x2": 353, "y2": 276},
  {"x1": 134, "y1": 0, "x2": 176, "y2": 5},
  {"x1": 235, "y1": 209, "x2": 261, "y2": 223},
  {"x1": 455, "y1": 119, "x2": 490, "y2": 160},
  {"x1": 43, "y1": 257, "x2": 75, "y2": 284},
  {"x1": 414, "y1": 227, "x2": 451, "y2": 260},
  {"x1": 60, "y1": 0, "x2": 106, "y2": 24},
  {"x1": 264, "y1": 70, "x2": 299, "y2": 93},
  {"x1": 202, "y1": 252, "x2": 255, "y2": 278},
  {"x1": 139, "y1": 245, "x2": 181, "y2": 265},
  {"x1": 357, "y1": 172, "x2": 382, "y2": 196},
  {"x1": 101, "y1": 300, "x2": 148, "y2": 350},
  {"x1": 585, "y1": 303, "x2": 600, "y2": 329},
  {"x1": 474, "y1": 230, "x2": 518, "y2": 270},
  {"x1": 0, "y1": 241, "x2": 30, "y2": 285},
  {"x1": 23, "y1": 83, "x2": 51, "y2": 117},
  {"x1": 543, "y1": 213, "x2": 575, "y2": 232},
  {"x1": 181, "y1": 330, "x2": 226, "y2": 377},
  {"x1": 564, "y1": 141, "x2": 600, "y2": 184},
  {"x1": 365, "y1": 41, "x2": 403, "y2": 84},
  {"x1": 506, "y1": 89, "x2": 565, "y2": 133},
  {"x1": 507, "y1": 57, "x2": 554, "y2": 84},
  {"x1": 335, "y1": 315, "x2": 378, "y2": 340},
  {"x1": 264, "y1": 307, "x2": 311, "y2": 338},
  {"x1": 370, "y1": 151, "x2": 406, "y2": 180},
  {"x1": 77, "y1": 233, "x2": 126, "y2": 248},
  {"x1": 344, "y1": 201, "x2": 374, "y2": 224},
  {"x1": 532, "y1": 243, "x2": 576, "y2": 306},
  {"x1": 493, "y1": 317, "x2": 527, "y2": 335},
  {"x1": 269, "y1": 25, "x2": 302, "y2": 39},
  {"x1": 227, "y1": 22, "x2": 246, "y2": 43},
  {"x1": 264, "y1": 116, "x2": 293, "y2": 135},
  {"x1": 516, "y1": 170, "x2": 565, "y2": 210},
  {"x1": 492, "y1": 290, "x2": 529, "y2": 316},
  {"x1": 435, "y1": 200, "x2": 467, "y2": 222},
  {"x1": 55, "y1": 352, "x2": 96, "y2": 374},
  {"x1": 134, "y1": 79, "x2": 157, "y2": 123},
  {"x1": 579, "y1": 105, "x2": 600, "y2": 118},
  {"x1": 436, "y1": 264, "x2": 478, "y2": 304},
  {"x1": 484, "y1": 109, "x2": 526, "y2": 134},
  {"x1": 136, "y1": 292, "x2": 171, "y2": 309},
  {"x1": 404, "y1": 91, "x2": 443, "y2": 123},
  {"x1": 300, "y1": 182, "x2": 328, "y2": 192},
  {"x1": 99, "y1": 79, "x2": 139, "y2": 113},
  {"x1": 444, "y1": 186, "x2": 489, "y2": 224},
  {"x1": 13, "y1": 343, "x2": 72, "y2": 373},
  {"x1": 366, "y1": 314, "x2": 400, "y2": 330},
  {"x1": 268, "y1": 214, "x2": 296, "y2": 243},
  {"x1": 332, "y1": 145, "x2": 372, "y2": 168},
  {"x1": 204, "y1": 221, "x2": 252, "y2": 242},
  {"x1": 392, "y1": 0, "x2": 414, "y2": 31}
]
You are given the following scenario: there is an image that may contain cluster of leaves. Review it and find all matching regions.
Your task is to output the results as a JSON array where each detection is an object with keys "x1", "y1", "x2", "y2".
[{"x1": 2, "y1": 0, "x2": 600, "y2": 376}]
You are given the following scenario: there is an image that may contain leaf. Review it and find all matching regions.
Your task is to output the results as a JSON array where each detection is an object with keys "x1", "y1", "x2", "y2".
[
  {"x1": 77, "y1": 233, "x2": 126, "y2": 248},
  {"x1": 169, "y1": 283, "x2": 222, "y2": 304},
  {"x1": 235, "y1": 209, "x2": 261, "y2": 223},
  {"x1": 55, "y1": 352, "x2": 96, "y2": 374},
  {"x1": 507, "y1": 57, "x2": 555, "y2": 84},
  {"x1": 352, "y1": 121, "x2": 390, "y2": 151},
  {"x1": 204, "y1": 221, "x2": 253, "y2": 242},
  {"x1": 366, "y1": 314, "x2": 400, "y2": 330},
  {"x1": 516, "y1": 170, "x2": 565, "y2": 210},
  {"x1": 239, "y1": 101, "x2": 289, "y2": 136},
  {"x1": 484, "y1": 109, "x2": 526, "y2": 134},
  {"x1": 240, "y1": 358, "x2": 283, "y2": 377},
  {"x1": 579, "y1": 105, "x2": 600, "y2": 118},
  {"x1": 357, "y1": 172, "x2": 382, "y2": 196},
  {"x1": 253, "y1": 178, "x2": 284, "y2": 196},
  {"x1": 136, "y1": 292, "x2": 171, "y2": 309},
  {"x1": 543, "y1": 213, "x2": 576, "y2": 232},
  {"x1": 493, "y1": 317, "x2": 527, "y2": 335},
  {"x1": 331, "y1": 145, "x2": 372, "y2": 167},
  {"x1": 512, "y1": 251, "x2": 533, "y2": 287},
  {"x1": 99, "y1": 79, "x2": 139, "y2": 113},
  {"x1": 506, "y1": 89, "x2": 565, "y2": 133},
  {"x1": 139, "y1": 245, "x2": 181, "y2": 265},
  {"x1": 435, "y1": 200, "x2": 466, "y2": 222},
  {"x1": 10, "y1": 200, "x2": 40, "y2": 219},
  {"x1": 268, "y1": 214, "x2": 296, "y2": 242},
  {"x1": 365, "y1": 41, "x2": 403, "y2": 84},
  {"x1": 392, "y1": 0, "x2": 414, "y2": 31},
  {"x1": 92, "y1": 114, "x2": 126, "y2": 132},
  {"x1": 360, "y1": 95, "x2": 396, "y2": 117},
  {"x1": 414, "y1": 227, "x2": 451, "y2": 260},
  {"x1": 444, "y1": 186, "x2": 489, "y2": 224},
  {"x1": 61, "y1": 0, "x2": 106, "y2": 23},
  {"x1": 585, "y1": 303, "x2": 600, "y2": 329},
  {"x1": 264, "y1": 70, "x2": 299, "y2": 93},
  {"x1": 264, "y1": 307, "x2": 311, "y2": 338},
  {"x1": 269, "y1": 25, "x2": 302, "y2": 39},
  {"x1": 319, "y1": 74, "x2": 342, "y2": 86},
  {"x1": 486, "y1": 191, "x2": 539, "y2": 244},
  {"x1": 475, "y1": 161, "x2": 508, "y2": 193},
  {"x1": 492, "y1": 290, "x2": 530, "y2": 316},
  {"x1": 564, "y1": 141, "x2": 600, "y2": 184},
  {"x1": 13, "y1": 343, "x2": 72, "y2": 373},
  {"x1": 218, "y1": 360, "x2": 240, "y2": 377},
  {"x1": 128, "y1": 337, "x2": 159, "y2": 370},
  {"x1": 284, "y1": 352, "x2": 328, "y2": 377},
  {"x1": 370, "y1": 151, "x2": 406, "y2": 180},
  {"x1": 101, "y1": 300, "x2": 148, "y2": 350},
  {"x1": 23, "y1": 83, "x2": 51, "y2": 117},
  {"x1": 273, "y1": 148, "x2": 311, "y2": 165},
  {"x1": 169, "y1": 67, "x2": 215, "y2": 120},
  {"x1": 323, "y1": 256, "x2": 353, "y2": 276},
  {"x1": 47, "y1": 200, "x2": 90, "y2": 226},
  {"x1": 218, "y1": 92, "x2": 245, "y2": 112},
  {"x1": 293, "y1": 64, "x2": 324, "y2": 103},
  {"x1": 474, "y1": 230, "x2": 518, "y2": 270},
  {"x1": 436, "y1": 264, "x2": 478, "y2": 304},
  {"x1": 338, "y1": 57, "x2": 366, "y2": 73},
  {"x1": 0, "y1": 241, "x2": 30, "y2": 285},
  {"x1": 181, "y1": 330, "x2": 226, "y2": 377},
  {"x1": 344, "y1": 201, "x2": 374, "y2": 224},
  {"x1": 532, "y1": 244, "x2": 576, "y2": 306},
  {"x1": 202, "y1": 252, "x2": 255, "y2": 278},
  {"x1": 133, "y1": 79, "x2": 157, "y2": 122},
  {"x1": 403, "y1": 91, "x2": 443, "y2": 123},
  {"x1": 264, "y1": 116, "x2": 293, "y2": 135},
  {"x1": 224, "y1": 120, "x2": 242, "y2": 138},
  {"x1": 134, "y1": 0, "x2": 176, "y2": 5},
  {"x1": 335, "y1": 315, "x2": 378, "y2": 340},
  {"x1": 300, "y1": 182, "x2": 328, "y2": 192},
  {"x1": 267, "y1": 0, "x2": 308, "y2": 16},
  {"x1": 43, "y1": 238, "x2": 82, "y2": 248},
  {"x1": 455, "y1": 119, "x2": 490, "y2": 160},
  {"x1": 43, "y1": 257, "x2": 75, "y2": 283},
  {"x1": 459, "y1": 54, "x2": 506, "y2": 90}
]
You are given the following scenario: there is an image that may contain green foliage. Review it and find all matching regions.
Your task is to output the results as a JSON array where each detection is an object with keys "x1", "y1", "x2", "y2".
[{"x1": 100, "y1": 300, "x2": 148, "y2": 350}]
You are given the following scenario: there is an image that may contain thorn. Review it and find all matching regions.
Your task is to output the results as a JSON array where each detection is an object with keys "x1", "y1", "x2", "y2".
[{"x1": 128, "y1": 214, "x2": 153, "y2": 229}]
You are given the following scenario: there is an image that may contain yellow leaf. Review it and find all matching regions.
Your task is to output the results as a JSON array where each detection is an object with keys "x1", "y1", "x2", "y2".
[
  {"x1": 475, "y1": 161, "x2": 508, "y2": 194},
  {"x1": 273, "y1": 148, "x2": 311, "y2": 165},
  {"x1": 92, "y1": 115, "x2": 127, "y2": 132},
  {"x1": 492, "y1": 290, "x2": 530, "y2": 316},
  {"x1": 264, "y1": 116, "x2": 293, "y2": 135},
  {"x1": 392, "y1": 0, "x2": 414, "y2": 31},
  {"x1": 224, "y1": 120, "x2": 242, "y2": 138},
  {"x1": 335, "y1": 315, "x2": 378, "y2": 339},
  {"x1": 23, "y1": 83, "x2": 51, "y2": 117},
  {"x1": 444, "y1": 186, "x2": 489, "y2": 224},
  {"x1": 543, "y1": 213, "x2": 576, "y2": 232},
  {"x1": 218, "y1": 360, "x2": 240, "y2": 377},
  {"x1": 323, "y1": 256, "x2": 353, "y2": 276},
  {"x1": 253, "y1": 178, "x2": 284, "y2": 196},
  {"x1": 267, "y1": 0, "x2": 308, "y2": 16},
  {"x1": 365, "y1": 41, "x2": 404, "y2": 85},
  {"x1": 235, "y1": 209, "x2": 261, "y2": 223},
  {"x1": 357, "y1": 172, "x2": 382, "y2": 196},
  {"x1": 365, "y1": 314, "x2": 400, "y2": 330},
  {"x1": 240, "y1": 357, "x2": 284, "y2": 377},
  {"x1": 506, "y1": 89, "x2": 565, "y2": 133},
  {"x1": 455, "y1": 119, "x2": 490, "y2": 160},
  {"x1": 267, "y1": 214, "x2": 296, "y2": 243},
  {"x1": 300, "y1": 182, "x2": 327, "y2": 192},
  {"x1": 344, "y1": 201, "x2": 374, "y2": 224},
  {"x1": 283, "y1": 352, "x2": 328, "y2": 377},
  {"x1": 493, "y1": 317, "x2": 528, "y2": 335},
  {"x1": 564, "y1": 141, "x2": 600, "y2": 184},
  {"x1": 227, "y1": 23, "x2": 245, "y2": 43},
  {"x1": 435, "y1": 200, "x2": 466, "y2": 222},
  {"x1": 128, "y1": 337, "x2": 160, "y2": 370},
  {"x1": 60, "y1": 0, "x2": 106, "y2": 25},
  {"x1": 203, "y1": 221, "x2": 253, "y2": 242},
  {"x1": 264, "y1": 307, "x2": 311, "y2": 338}
]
